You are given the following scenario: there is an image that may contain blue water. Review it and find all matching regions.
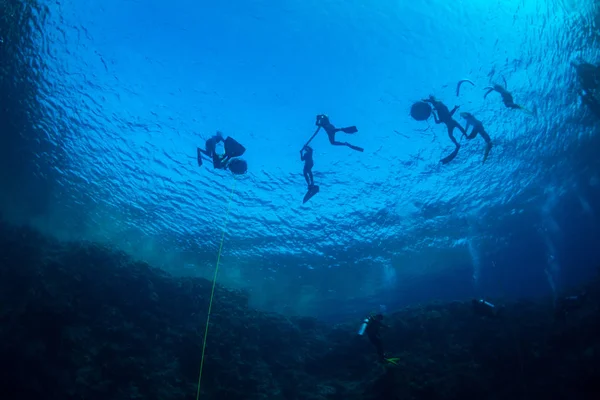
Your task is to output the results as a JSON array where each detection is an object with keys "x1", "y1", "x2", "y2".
[{"x1": 4, "y1": 0, "x2": 600, "y2": 317}]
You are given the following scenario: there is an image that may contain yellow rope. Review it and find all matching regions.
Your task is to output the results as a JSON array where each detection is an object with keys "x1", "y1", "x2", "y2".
[{"x1": 196, "y1": 176, "x2": 237, "y2": 400}]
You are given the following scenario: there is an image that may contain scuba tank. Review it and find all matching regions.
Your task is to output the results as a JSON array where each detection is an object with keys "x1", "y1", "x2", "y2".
[{"x1": 358, "y1": 317, "x2": 369, "y2": 335}]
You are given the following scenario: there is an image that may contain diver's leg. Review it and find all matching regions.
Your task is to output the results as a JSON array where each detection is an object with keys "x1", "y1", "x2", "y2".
[
  {"x1": 308, "y1": 170, "x2": 314, "y2": 186},
  {"x1": 447, "y1": 125, "x2": 459, "y2": 146},
  {"x1": 327, "y1": 132, "x2": 345, "y2": 146},
  {"x1": 303, "y1": 168, "x2": 311, "y2": 186},
  {"x1": 346, "y1": 143, "x2": 364, "y2": 152},
  {"x1": 453, "y1": 120, "x2": 466, "y2": 137}
]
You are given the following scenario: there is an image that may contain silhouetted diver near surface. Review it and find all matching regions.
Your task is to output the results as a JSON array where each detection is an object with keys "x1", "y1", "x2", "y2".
[
  {"x1": 300, "y1": 145, "x2": 314, "y2": 189},
  {"x1": 313, "y1": 114, "x2": 363, "y2": 152},
  {"x1": 197, "y1": 131, "x2": 224, "y2": 167},
  {"x1": 484, "y1": 78, "x2": 532, "y2": 113},
  {"x1": 460, "y1": 112, "x2": 493, "y2": 164},
  {"x1": 300, "y1": 145, "x2": 319, "y2": 203},
  {"x1": 423, "y1": 95, "x2": 466, "y2": 164}
]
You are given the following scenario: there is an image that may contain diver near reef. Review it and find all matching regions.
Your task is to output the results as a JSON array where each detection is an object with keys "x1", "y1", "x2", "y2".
[
  {"x1": 313, "y1": 114, "x2": 363, "y2": 152},
  {"x1": 472, "y1": 299, "x2": 503, "y2": 318},
  {"x1": 460, "y1": 112, "x2": 493, "y2": 164},
  {"x1": 423, "y1": 95, "x2": 466, "y2": 164},
  {"x1": 301, "y1": 145, "x2": 319, "y2": 203},
  {"x1": 484, "y1": 78, "x2": 532, "y2": 114},
  {"x1": 358, "y1": 314, "x2": 398, "y2": 364},
  {"x1": 555, "y1": 291, "x2": 588, "y2": 321}
]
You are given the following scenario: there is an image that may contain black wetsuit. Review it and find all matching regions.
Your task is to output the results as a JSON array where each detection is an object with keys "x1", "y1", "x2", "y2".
[
  {"x1": 315, "y1": 115, "x2": 363, "y2": 152},
  {"x1": 424, "y1": 99, "x2": 465, "y2": 146},
  {"x1": 301, "y1": 146, "x2": 314, "y2": 188},
  {"x1": 198, "y1": 134, "x2": 224, "y2": 168},
  {"x1": 365, "y1": 316, "x2": 386, "y2": 360},
  {"x1": 485, "y1": 85, "x2": 522, "y2": 110}
]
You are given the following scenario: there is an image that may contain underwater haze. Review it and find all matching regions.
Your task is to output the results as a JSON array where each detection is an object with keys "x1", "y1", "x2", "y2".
[{"x1": 3, "y1": 0, "x2": 600, "y2": 317}]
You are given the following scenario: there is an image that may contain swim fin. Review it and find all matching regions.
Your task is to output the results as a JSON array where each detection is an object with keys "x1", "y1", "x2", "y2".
[
  {"x1": 341, "y1": 126, "x2": 358, "y2": 134},
  {"x1": 346, "y1": 143, "x2": 364, "y2": 152},
  {"x1": 384, "y1": 357, "x2": 400, "y2": 365},
  {"x1": 441, "y1": 145, "x2": 460, "y2": 164},
  {"x1": 482, "y1": 143, "x2": 492, "y2": 164},
  {"x1": 303, "y1": 185, "x2": 319, "y2": 204}
]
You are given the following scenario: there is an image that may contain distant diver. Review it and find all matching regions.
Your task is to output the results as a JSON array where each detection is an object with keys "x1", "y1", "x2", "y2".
[
  {"x1": 555, "y1": 291, "x2": 587, "y2": 321},
  {"x1": 456, "y1": 79, "x2": 475, "y2": 96},
  {"x1": 423, "y1": 95, "x2": 466, "y2": 164},
  {"x1": 460, "y1": 112, "x2": 493, "y2": 164},
  {"x1": 314, "y1": 114, "x2": 363, "y2": 152},
  {"x1": 571, "y1": 61, "x2": 600, "y2": 93},
  {"x1": 571, "y1": 61, "x2": 600, "y2": 116},
  {"x1": 483, "y1": 78, "x2": 532, "y2": 114},
  {"x1": 358, "y1": 314, "x2": 397, "y2": 364},
  {"x1": 472, "y1": 299, "x2": 502, "y2": 318},
  {"x1": 301, "y1": 145, "x2": 319, "y2": 203}
]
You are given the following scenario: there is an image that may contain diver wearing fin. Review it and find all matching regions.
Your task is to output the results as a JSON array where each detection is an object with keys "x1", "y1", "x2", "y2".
[
  {"x1": 460, "y1": 112, "x2": 493, "y2": 164},
  {"x1": 197, "y1": 131, "x2": 224, "y2": 167},
  {"x1": 300, "y1": 145, "x2": 315, "y2": 189},
  {"x1": 423, "y1": 96, "x2": 465, "y2": 164},
  {"x1": 197, "y1": 132, "x2": 247, "y2": 170},
  {"x1": 484, "y1": 78, "x2": 530, "y2": 113},
  {"x1": 314, "y1": 115, "x2": 364, "y2": 152},
  {"x1": 364, "y1": 314, "x2": 389, "y2": 361}
]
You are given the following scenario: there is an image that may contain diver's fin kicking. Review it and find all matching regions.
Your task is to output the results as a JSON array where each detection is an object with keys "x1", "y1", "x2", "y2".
[
  {"x1": 341, "y1": 126, "x2": 358, "y2": 134},
  {"x1": 303, "y1": 185, "x2": 320, "y2": 204},
  {"x1": 456, "y1": 79, "x2": 475, "y2": 96},
  {"x1": 441, "y1": 145, "x2": 460, "y2": 164},
  {"x1": 346, "y1": 143, "x2": 364, "y2": 152},
  {"x1": 384, "y1": 357, "x2": 400, "y2": 366},
  {"x1": 483, "y1": 143, "x2": 492, "y2": 164}
]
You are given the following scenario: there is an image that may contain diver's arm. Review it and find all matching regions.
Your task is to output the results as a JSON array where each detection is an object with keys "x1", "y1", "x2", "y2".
[
  {"x1": 432, "y1": 112, "x2": 441, "y2": 124},
  {"x1": 300, "y1": 150, "x2": 306, "y2": 161},
  {"x1": 450, "y1": 105, "x2": 459, "y2": 116}
]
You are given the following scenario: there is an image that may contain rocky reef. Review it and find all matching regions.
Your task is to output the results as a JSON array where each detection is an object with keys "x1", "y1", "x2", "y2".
[{"x1": 1, "y1": 219, "x2": 600, "y2": 400}]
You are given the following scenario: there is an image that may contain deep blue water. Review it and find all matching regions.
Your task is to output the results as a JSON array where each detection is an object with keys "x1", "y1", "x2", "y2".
[{"x1": 2, "y1": 0, "x2": 600, "y2": 319}]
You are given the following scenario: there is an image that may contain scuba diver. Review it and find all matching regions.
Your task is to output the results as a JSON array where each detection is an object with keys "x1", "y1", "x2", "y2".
[
  {"x1": 460, "y1": 112, "x2": 493, "y2": 164},
  {"x1": 314, "y1": 114, "x2": 363, "y2": 152},
  {"x1": 472, "y1": 299, "x2": 502, "y2": 318},
  {"x1": 484, "y1": 78, "x2": 531, "y2": 113},
  {"x1": 571, "y1": 61, "x2": 600, "y2": 93},
  {"x1": 555, "y1": 291, "x2": 588, "y2": 321},
  {"x1": 422, "y1": 95, "x2": 466, "y2": 164},
  {"x1": 197, "y1": 131, "x2": 224, "y2": 167},
  {"x1": 571, "y1": 61, "x2": 600, "y2": 116},
  {"x1": 359, "y1": 314, "x2": 397, "y2": 363},
  {"x1": 300, "y1": 145, "x2": 315, "y2": 189}
]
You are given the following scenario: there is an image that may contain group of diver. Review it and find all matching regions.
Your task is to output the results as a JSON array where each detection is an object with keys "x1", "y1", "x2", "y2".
[
  {"x1": 359, "y1": 290, "x2": 590, "y2": 365},
  {"x1": 194, "y1": 59, "x2": 600, "y2": 203}
]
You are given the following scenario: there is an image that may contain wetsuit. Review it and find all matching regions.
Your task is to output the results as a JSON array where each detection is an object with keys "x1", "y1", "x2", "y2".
[
  {"x1": 315, "y1": 115, "x2": 363, "y2": 152},
  {"x1": 198, "y1": 133, "x2": 224, "y2": 168},
  {"x1": 300, "y1": 146, "x2": 314, "y2": 188},
  {"x1": 461, "y1": 112, "x2": 493, "y2": 163},
  {"x1": 424, "y1": 97, "x2": 465, "y2": 163},
  {"x1": 484, "y1": 84, "x2": 527, "y2": 111},
  {"x1": 365, "y1": 316, "x2": 386, "y2": 360}
]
